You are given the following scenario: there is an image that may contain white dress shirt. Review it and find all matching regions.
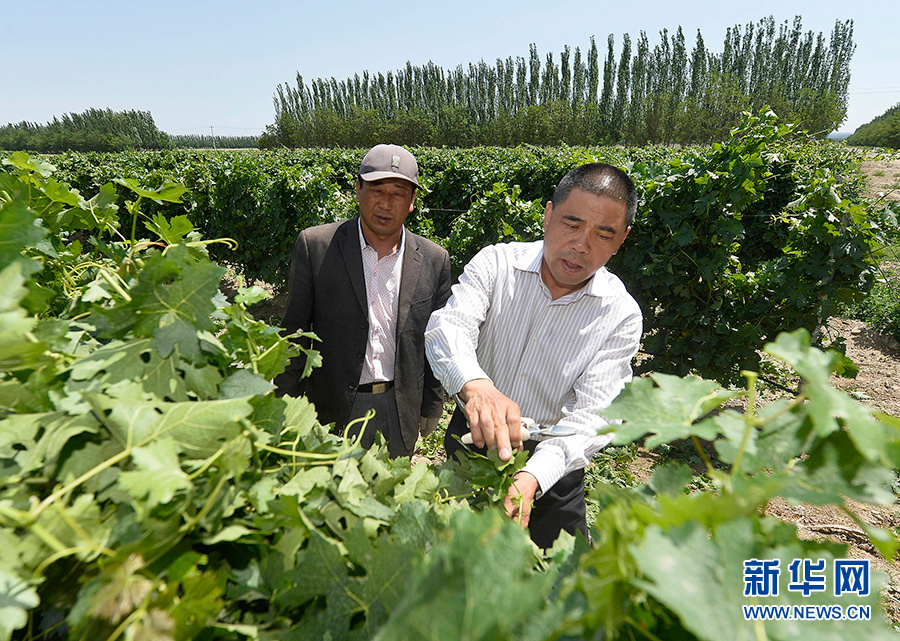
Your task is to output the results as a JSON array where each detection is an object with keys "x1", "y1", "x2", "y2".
[
  {"x1": 425, "y1": 241, "x2": 642, "y2": 495},
  {"x1": 358, "y1": 221, "x2": 405, "y2": 384}
]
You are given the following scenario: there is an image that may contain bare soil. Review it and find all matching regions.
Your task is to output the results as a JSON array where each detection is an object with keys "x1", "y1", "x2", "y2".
[{"x1": 861, "y1": 158, "x2": 900, "y2": 204}]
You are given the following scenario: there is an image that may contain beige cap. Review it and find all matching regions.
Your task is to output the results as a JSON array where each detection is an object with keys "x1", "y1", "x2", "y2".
[{"x1": 359, "y1": 144, "x2": 420, "y2": 188}]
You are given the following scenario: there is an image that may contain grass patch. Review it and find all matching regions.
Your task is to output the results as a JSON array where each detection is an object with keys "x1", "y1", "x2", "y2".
[
  {"x1": 841, "y1": 207, "x2": 900, "y2": 338},
  {"x1": 585, "y1": 443, "x2": 642, "y2": 526},
  {"x1": 843, "y1": 262, "x2": 900, "y2": 339}
]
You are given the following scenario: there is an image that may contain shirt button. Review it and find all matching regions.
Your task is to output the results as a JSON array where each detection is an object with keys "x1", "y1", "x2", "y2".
[{"x1": 357, "y1": 350, "x2": 364, "y2": 358}]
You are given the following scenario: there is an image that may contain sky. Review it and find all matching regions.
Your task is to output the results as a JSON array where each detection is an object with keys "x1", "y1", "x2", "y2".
[{"x1": 3, "y1": 0, "x2": 898, "y2": 136}]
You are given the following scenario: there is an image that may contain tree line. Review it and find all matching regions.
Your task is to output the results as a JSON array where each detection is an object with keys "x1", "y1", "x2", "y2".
[
  {"x1": 846, "y1": 102, "x2": 900, "y2": 149},
  {"x1": 0, "y1": 108, "x2": 171, "y2": 152},
  {"x1": 0, "y1": 111, "x2": 265, "y2": 152},
  {"x1": 170, "y1": 134, "x2": 260, "y2": 149},
  {"x1": 262, "y1": 15, "x2": 854, "y2": 148}
]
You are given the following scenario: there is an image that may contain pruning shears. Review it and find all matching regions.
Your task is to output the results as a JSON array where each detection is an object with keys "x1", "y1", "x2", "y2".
[{"x1": 461, "y1": 417, "x2": 578, "y2": 445}]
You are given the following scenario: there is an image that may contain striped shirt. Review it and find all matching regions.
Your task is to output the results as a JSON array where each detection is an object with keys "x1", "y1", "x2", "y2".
[
  {"x1": 358, "y1": 220, "x2": 405, "y2": 384},
  {"x1": 425, "y1": 241, "x2": 642, "y2": 494}
]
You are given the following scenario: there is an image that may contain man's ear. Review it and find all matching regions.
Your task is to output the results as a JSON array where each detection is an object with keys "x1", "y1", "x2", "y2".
[
  {"x1": 543, "y1": 200, "x2": 553, "y2": 230},
  {"x1": 613, "y1": 225, "x2": 632, "y2": 255}
]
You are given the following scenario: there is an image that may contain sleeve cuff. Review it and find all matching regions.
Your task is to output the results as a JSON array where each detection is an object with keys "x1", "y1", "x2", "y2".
[{"x1": 443, "y1": 363, "x2": 492, "y2": 397}]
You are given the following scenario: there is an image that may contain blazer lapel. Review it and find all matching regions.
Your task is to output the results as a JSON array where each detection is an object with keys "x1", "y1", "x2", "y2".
[
  {"x1": 396, "y1": 229, "x2": 422, "y2": 338},
  {"x1": 337, "y1": 217, "x2": 368, "y2": 313}
]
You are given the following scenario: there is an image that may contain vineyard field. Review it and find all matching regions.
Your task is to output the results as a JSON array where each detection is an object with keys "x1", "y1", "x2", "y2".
[{"x1": 2, "y1": 112, "x2": 900, "y2": 640}]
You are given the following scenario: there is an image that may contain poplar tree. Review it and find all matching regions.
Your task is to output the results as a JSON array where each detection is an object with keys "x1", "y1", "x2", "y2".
[{"x1": 265, "y1": 16, "x2": 855, "y2": 147}]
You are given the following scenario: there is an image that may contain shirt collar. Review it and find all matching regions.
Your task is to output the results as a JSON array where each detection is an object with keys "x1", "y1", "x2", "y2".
[
  {"x1": 513, "y1": 240, "x2": 612, "y2": 298},
  {"x1": 358, "y1": 217, "x2": 404, "y2": 255}
]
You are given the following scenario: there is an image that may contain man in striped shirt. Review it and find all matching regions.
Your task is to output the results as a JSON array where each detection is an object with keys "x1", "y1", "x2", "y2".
[{"x1": 425, "y1": 163, "x2": 642, "y2": 547}]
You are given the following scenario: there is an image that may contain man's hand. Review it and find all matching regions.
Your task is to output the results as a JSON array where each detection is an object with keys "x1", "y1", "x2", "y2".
[
  {"x1": 504, "y1": 472, "x2": 539, "y2": 528},
  {"x1": 459, "y1": 379, "x2": 522, "y2": 460}
]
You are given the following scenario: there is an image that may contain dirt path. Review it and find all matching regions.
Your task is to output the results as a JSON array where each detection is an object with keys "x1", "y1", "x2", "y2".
[{"x1": 860, "y1": 158, "x2": 900, "y2": 203}]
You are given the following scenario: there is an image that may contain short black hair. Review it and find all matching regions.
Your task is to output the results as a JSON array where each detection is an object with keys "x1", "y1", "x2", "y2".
[{"x1": 552, "y1": 163, "x2": 637, "y2": 226}]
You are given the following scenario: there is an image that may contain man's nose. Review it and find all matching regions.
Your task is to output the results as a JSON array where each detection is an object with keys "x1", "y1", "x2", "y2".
[{"x1": 571, "y1": 232, "x2": 589, "y2": 252}]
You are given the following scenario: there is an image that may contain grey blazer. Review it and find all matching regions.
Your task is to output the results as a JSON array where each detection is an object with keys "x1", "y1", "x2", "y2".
[{"x1": 274, "y1": 217, "x2": 452, "y2": 452}]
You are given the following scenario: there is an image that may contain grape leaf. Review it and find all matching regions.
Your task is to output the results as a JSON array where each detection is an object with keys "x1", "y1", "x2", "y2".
[
  {"x1": 648, "y1": 462, "x2": 694, "y2": 496},
  {"x1": 274, "y1": 527, "x2": 418, "y2": 639},
  {"x1": 374, "y1": 509, "x2": 552, "y2": 641},
  {"x1": 0, "y1": 198, "x2": 45, "y2": 270},
  {"x1": 12, "y1": 411, "x2": 100, "y2": 476},
  {"x1": 714, "y1": 398, "x2": 802, "y2": 471},
  {"x1": 0, "y1": 567, "x2": 40, "y2": 641},
  {"x1": 280, "y1": 466, "x2": 333, "y2": 503},
  {"x1": 0, "y1": 262, "x2": 47, "y2": 372},
  {"x1": 180, "y1": 361, "x2": 223, "y2": 400},
  {"x1": 118, "y1": 438, "x2": 192, "y2": 508},
  {"x1": 790, "y1": 430, "x2": 897, "y2": 506},
  {"x1": 114, "y1": 178, "x2": 187, "y2": 204},
  {"x1": 89, "y1": 245, "x2": 225, "y2": 357},
  {"x1": 69, "y1": 338, "x2": 188, "y2": 402},
  {"x1": 235, "y1": 285, "x2": 269, "y2": 306},
  {"x1": 605, "y1": 373, "x2": 737, "y2": 448},
  {"x1": 17, "y1": 494, "x2": 111, "y2": 571},
  {"x1": 144, "y1": 213, "x2": 194, "y2": 245},
  {"x1": 765, "y1": 330, "x2": 890, "y2": 463},
  {"x1": 91, "y1": 395, "x2": 253, "y2": 458},
  {"x1": 1, "y1": 151, "x2": 56, "y2": 177},
  {"x1": 218, "y1": 370, "x2": 274, "y2": 399},
  {"x1": 631, "y1": 518, "x2": 898, "y2": 641},
  {"x1": 167, "y1": 568, "x2": 224, "y2": 641},
  {"x1": 81, "y1": 182, "x2": 120, "y2": 234}
]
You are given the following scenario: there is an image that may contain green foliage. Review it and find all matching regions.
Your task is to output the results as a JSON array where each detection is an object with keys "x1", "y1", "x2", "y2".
[
  {"x1": 613, "y1": 109, "x2": 877, "y2": 384},
  {"x1": 169, "y1": 134, "x2": 260, "y2": 149},
  {"x1": 0, "y1": 109, "x2": 170, "y2": 153},
  {"x1": 184, "y1": 152, "x2": 343, "y2": 289},
  {"x1": 47, "y1": 148, "x2": 349, "y2": 290},
  {"x1": 3, "y1": 154, "x2": 900, "y2": 640},
  {"x1": 843, "y1": 262, "x2": 900, "y2": 339},
  {"x1": 562, "y1": 329, "x2": 900, "y2": 640},
  {"x1": 448, "y1": 182, "x2": 544, "y2": 276},
  {"x1": 43, "y1": 110, "x2": 879, "y2": 384},
  {"x1": 0, "y1": 157, "x2": 535, "y2": 640},
  {"x1": 846, "y1": 102, "x2": 900, "y2": 149},
  {"x1": 265, "y1": 17, "x2": 853, "y2": 148}
]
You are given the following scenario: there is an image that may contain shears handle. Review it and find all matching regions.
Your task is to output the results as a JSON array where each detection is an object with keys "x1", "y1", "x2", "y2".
[{"x1": 460, "y1": 417, "x2": 535, "y2": 445}]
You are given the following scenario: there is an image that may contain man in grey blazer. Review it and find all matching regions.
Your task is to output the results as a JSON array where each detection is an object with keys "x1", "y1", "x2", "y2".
[{"x1": 274, "y1": 144, "x2": 452, "y2": 458}]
